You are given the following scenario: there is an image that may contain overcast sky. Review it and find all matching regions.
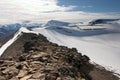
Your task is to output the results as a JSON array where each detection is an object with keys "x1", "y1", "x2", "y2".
[{"x1": 0, "y1": 0, "x2": 120, "y2": 24}]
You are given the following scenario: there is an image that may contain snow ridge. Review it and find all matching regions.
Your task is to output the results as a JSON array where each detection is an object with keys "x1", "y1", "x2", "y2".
[{"x1": 0, "y1": 27, "x2": 38, "y2": 56}]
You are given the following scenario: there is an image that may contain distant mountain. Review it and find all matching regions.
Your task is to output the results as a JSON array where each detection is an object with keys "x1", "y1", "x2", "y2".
[
  {"x1": 45, "y1": 20, "x2": 70, "y2": 27},
  {"x1": 0, "y1": 22, "x2": 41, "y2": 42},
  {"x1": 89, "y1": 19, "x2": 120, "y2": 26}
]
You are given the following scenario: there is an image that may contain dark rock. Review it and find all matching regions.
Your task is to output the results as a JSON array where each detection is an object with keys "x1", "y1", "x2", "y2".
[
  {"x1": 82, "y1": 55, "x2": 90, "y2": 62},
  {"x1": 45, "y1": 73, "x2": 59, "y2": 80},
  {"x1": 0, "y1": 67, "x2": 6, "y2": 71},
  {"x1": 58, "y1": 66, "x2": 77, "y2": 78},
  {"x1": 18, "y1": 55, "x2": 26, "y2": 61},
  {"x1": 0, "y1": 60, "x2": 4, "y2": 64},
  {"x1": 16, "y1": 64, "x2": 23, "y2": 70}
]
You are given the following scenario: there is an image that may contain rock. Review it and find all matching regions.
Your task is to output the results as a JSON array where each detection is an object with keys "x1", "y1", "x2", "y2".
[
  {"x1": 22, "y1": 62, "x2": 29, "y2": 68},
  {"x1": 0, "y1": 67, "x2": 6, "y2": 71},
  {"x1": 82, "y1": 55, "x2": 90, "y2": 62},
  {"x1": 10, "y1": 77, "x2": 19, "y2": 80},
  {"x1": 18, "y1": 55, "x2": 26, "y2": 61},
  {"x1": 58, "y1": 66, "x2": 77, "y2": 77},
  {"x1": 8, "y1": 70, "x2": 16, "y2": 79},
  {"x1": 61, "y1": 76, "x2": 75, "y2": 80},
  {"x1": 16, "y1": 64, "x2": 23, "y2": 70},
  {"x1": 32, "y1": 72, "x2": 45, "y2": 79},
  {"x1": 10, "y1": 66, "x2": 19, "y2": 74},
  {"x1": 1, "y1": 60, "x2": 14, "y2": 67},
  {"x1": 71, "y1": 48, "x2": 77, "y2": 52},
  {"x1": 0, "y1": 75, "x2": 6, "y2": 80},
  {"x1": 37, "y1": 74, "x2": 45, "y2": 80},
  {"x1": 56, "y1": 77, "x2": 61, "y2": 80},
  {"x1": 20, "y1": 75, "x2": 32, "y2": 80},
  {"x1": 0, "y1": 60, "x2": 4, "y2": 64},
  {"x1": 45, "y1": 73, "x2": 59, "y2": 80},
  {"x1": 32, "y1": 52, "x2": 48, "y2": 58},
  {"x1": 17, "y1": 70, "x2": 28, "y2": 78},
  {"x1": 2, "y1": 68, "x2": 10, "y2": 74},
  {"x1": 1, "y1": 66, "x2": 18, "y2": 79},
  {"x1": 31, "y1": 73, "x2": 45, "y2": 80},
  {"x1": 0, "y1": 33, "x2": 94, "y2": 80}
]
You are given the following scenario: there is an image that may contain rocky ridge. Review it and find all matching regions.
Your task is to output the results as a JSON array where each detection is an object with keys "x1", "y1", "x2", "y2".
[{"x1": 0, "y1": 33, "x2": 119, "y2": 80}]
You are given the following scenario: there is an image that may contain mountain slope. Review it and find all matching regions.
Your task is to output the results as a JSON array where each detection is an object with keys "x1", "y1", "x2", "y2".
[
  {"x1": 0, "y1": 27, "x2": 119, "y2": 80},
  {"x1": 0, "y1": 27, "x2": 38, "y2": 56},
  {"x1": 33, "y1": 23, "x2": 120, "y2": 75}
]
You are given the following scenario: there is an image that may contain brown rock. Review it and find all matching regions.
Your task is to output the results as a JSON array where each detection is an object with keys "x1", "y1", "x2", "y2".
[
  {"x1": 61, "y1": 76, "x2": 75, "y2": 80},
  {"x1": 32, "y1": 52, "x2": 48, "y2": 58},
  {"x1": 32, "y1": 72, "x2": 45, "y2": 79},
  {"x1": 38, "y1": 74, "x2": 45, "y2": 80},
  {"x1": 10, "y1": 77, "x2": 19, "y2": 80},
  {"x1": 1, "y1": 66, "x2": 18, "y2": 79},
  {"x1": 17, "y1": 70, "x2": 28, "y2": 78},
  {"x1": 20, "y1": 75, "x2": 32, "y2": 80},
  {"x1": 45, "y1": 73, "x2": 59, "y2": 80},
  {"x1": 56, "y1": 77, "x2": 62, "y2": 80},
  {"x1": 1, "y1": 60, "x2": 14, "y2": 67},
  {"x1": 2, "y1": 68, "x2": 10, "y2": 74},
  {"x1": 0, "y1": 76, "x2": 6, "y2": 80}
]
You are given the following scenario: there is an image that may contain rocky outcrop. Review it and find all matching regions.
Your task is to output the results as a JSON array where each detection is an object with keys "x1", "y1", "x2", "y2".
[{"x1": 0, "y1": 50, "x2": 90, "y2": 80}]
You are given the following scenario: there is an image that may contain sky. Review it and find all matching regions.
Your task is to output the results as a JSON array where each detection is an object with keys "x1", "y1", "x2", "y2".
[
  {"x1": 58, "y1": 0, "x2": 120, "y2": 12},
  {"x1": 0, "y1": 0, "x2": 120, "y2": 24}
]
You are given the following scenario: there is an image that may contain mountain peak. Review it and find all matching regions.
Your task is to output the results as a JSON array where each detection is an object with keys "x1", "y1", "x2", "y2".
[{"x1": 45, "y1": 20, "x2": 70, "y2": 27}]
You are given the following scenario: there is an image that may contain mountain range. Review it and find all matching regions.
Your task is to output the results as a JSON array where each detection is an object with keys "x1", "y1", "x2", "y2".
[{"x1": 0, "y1": 22, "x2": 42, "y2": 42}]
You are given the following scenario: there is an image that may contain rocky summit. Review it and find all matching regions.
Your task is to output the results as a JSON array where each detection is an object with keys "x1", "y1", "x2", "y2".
[{"x1": 0, "y1": 33, "x2": 119, "y2": 80}]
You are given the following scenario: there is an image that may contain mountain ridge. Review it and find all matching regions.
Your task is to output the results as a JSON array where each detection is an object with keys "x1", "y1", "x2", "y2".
[{"x1": 0, "y1": 27, "x2": 119, "y2": 80}]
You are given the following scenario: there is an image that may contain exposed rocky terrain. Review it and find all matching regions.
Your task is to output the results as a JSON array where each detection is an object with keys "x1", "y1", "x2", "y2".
[{"x1": 0, "y1": 33, "x2": 119, "y2": 80}]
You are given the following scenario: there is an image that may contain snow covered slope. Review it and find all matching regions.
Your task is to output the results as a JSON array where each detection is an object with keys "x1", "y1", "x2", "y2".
[
  {"x1": 33, "y1": 23, "x2": 120, "y2": 74},
  {"x1": 0, "y1": 27, "x2": 38, "y2": 56}
]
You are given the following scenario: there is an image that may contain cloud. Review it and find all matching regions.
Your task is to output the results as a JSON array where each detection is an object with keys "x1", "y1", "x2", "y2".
[
  {"x1": 35, "y1": 11, "x2": 120, "y2": 23},
  {"x1": 81, "y1": 6, "x2": 93, "y2": 8},
  {"x1": 0, "y1": 0, "x2": 120, "y2": 24},
  {"x1": 0, "y1": 0, "x2": 75, "y2": 14}
]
